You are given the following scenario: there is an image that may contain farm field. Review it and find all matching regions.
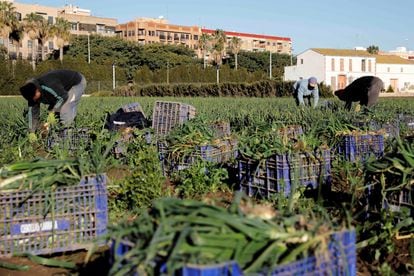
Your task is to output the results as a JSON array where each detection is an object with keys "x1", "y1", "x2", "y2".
[{"x1": 0, "y1": 96, "x2": 413, "y2": 275}]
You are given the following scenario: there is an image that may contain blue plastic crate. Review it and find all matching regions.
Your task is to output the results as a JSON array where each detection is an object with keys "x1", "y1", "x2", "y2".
[
  {"x1": 398, "y1": 113, "x2": 414, "y2": 130},
  {"x1": 152, "y1": 101, "x2": 196, "y2": 137},
  {"x1": 158, "y1": 139, "x2": 238, "y2": 175},
  {"x1": 110, "y1": 230, "x2": 355, "y2": 276},
  {"x1": 238, "y1": 149, "x2": 331, "y2": 198},
  {"x1": 353, "y1": 120, "x2": 399, "y2": 139},
  {"x1": 270, "y1": 230, "x2": 356, "y2": 276},
  {"x1": 337, "y1": 134, "x2": 384, "y2": 162},
  {"x1": 121, "y1": 102, "x2": 145, "y2": 115},
  {"x1": 277, "y1": 125, "x2": 304, "y2": 139},
  {"x1": 366, "y1": 184, "x2": 413, "y2": 215},
  {"x1": 46, "y1": 127, "x2": 91, "y2": 151},
  {"x1": 0, "y1": 174, "x2": 108, "y2": 257},
  {"x1": 210, "y1": 121, "x2": 232, "y2": 138}
]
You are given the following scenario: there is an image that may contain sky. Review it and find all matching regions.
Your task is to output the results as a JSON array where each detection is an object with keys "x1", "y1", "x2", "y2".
[{"x1": 18, "y1": 0, "x2": 413, "y2": 54}]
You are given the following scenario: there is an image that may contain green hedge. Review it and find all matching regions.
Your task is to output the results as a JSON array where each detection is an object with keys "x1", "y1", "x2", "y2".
[{"x1": 114, "y1": 80, "x2": 334, "y2": 98}]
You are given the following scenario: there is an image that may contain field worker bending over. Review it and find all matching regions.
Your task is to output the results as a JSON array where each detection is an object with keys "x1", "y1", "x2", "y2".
[
  {"x1": 19, "y1": 69, "x2": 87, "y2": 140},
  {"x1": 334, "y1": 76, "x2": 384, "y2": 111},
  {"x1": 293, "y1": 77, "x2": 319, "y2": 108}
]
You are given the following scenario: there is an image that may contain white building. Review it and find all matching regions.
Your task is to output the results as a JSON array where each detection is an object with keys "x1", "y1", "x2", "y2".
[{"x1": 284, "y1": 48, "x2": 414, "y2": 92}]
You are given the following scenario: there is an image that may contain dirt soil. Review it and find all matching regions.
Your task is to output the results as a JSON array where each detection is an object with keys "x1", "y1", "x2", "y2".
[{"x1": 0, "y1": 247, "x2": 111, "y2": 276}]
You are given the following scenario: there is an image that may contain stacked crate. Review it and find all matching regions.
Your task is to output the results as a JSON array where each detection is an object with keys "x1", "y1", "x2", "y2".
[
  {"x1": 238, "y1": 149, "x2": 331, "y2": 198},
  {"x1": 152, "y1": 101, "x2": 196, "y2": 137}
]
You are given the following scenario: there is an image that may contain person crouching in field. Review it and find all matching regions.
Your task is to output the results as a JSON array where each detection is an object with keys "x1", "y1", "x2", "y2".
[
  {"x1": 334, "y1": 76, "x2": 384, "y2": 111},
  {"x1": 20, "y1": 69, "x2": 87, "y2": 142},
  {"x1": 293, "y1": 77, "x2": 319, "y2": 108}
]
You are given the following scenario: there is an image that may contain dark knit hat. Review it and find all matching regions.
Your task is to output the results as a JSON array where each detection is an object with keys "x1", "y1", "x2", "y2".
[{"x1": 20, "y1": 78, "x2": 40, "y2": 105}]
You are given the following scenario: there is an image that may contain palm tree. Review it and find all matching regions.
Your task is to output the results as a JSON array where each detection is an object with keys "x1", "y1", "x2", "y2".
[
  {"x1": 52, "y1": 17, "x2": 71, "y2": 63},
  {"x1": 211, "y1": 29, "x2": 226, "y2": 84},
  {"x1": 198, "y1": 33, "x2": 211, "y2": 69},
  {"x1": 211, "y1": 29, "x2": 226, "y2": 67},
  {"x1": 23, "y1": 13, "x2": 43, "y2": 69},
  {"x1": 9, "y1": 23, "x2": 23, "y2": 60},
  {"x1": 228, "y1": 36, "x2": 242, "y2": 70},
  {"x1": 367, "y1": 45, "x2": 379, "y2": 54},
  {"x1": 37, "y1": 17, "x2": 53, "y2": 61},
  {"x1": 0, "y1": 1, "x2": 17, "y2": 60}
]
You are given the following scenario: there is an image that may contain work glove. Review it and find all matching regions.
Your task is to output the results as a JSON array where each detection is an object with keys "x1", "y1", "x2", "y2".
[
  {"x1": 47, "y1": 112, "x2": 57, "y2": 125},
  {"x1": 28, "y1": 132, "x2": 37, "y2": 143}
]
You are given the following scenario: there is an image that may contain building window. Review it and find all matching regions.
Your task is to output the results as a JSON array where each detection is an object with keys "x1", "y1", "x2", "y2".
[
  {"x1": 401, "y1": 67, "x2": 404, "y2": 73},
  {"x1": 349, "y1": 59, "x2": 352, "y2": 72},
  {"x1": 368, "y1": 60, "x2": 372, "y2": 72},
  {"x1": 124, "y1": 31, "x2": 127, "y2": 37},
  {"x1": 331, "y1": 76, "x2": 336, "y2": 90},
  {"x1": 48, "y1": 41, "x2": 53, "y2": 50},
  {"x1": 159, "y1": 31, "x2": 165, "y2": 40},
  {"x1": 27, "y1": 40, "x2": 33, "y2": 48},
  {"x1": 387, "y1": 67, "x2": 390, "y2": 72},
  {"x1": 340, "y1": 58, "x2": 344, "y2": 71},
  {"x1": 193, "y1": 34, "x2": 198, "y2": 40},
  {"x1": 361, "y1": 59, "x2": 366, "y2": 72},
  {"x1": 300, "y1": 59, "x2": 303, "y2": 64},
  {"x1": 96, "y1": 24, "x2": 105, "y2": 33},
  {"x1": 70, "y1": 23, "x2": 77, "y2": 31},
  {"x1": 48, "y1": 16, "x2": 53, "y2": 25},
  {"x1": 331, "y1": 58, "x2": 335, "y2": 71}
]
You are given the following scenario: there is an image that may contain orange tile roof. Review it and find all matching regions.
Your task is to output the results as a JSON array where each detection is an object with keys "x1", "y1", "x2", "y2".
[
  {"x1": 202, "y1": 28, "x2": 291, "y2": 41},
  {"x1": 311, "y1": 48, "x2": 414, "y2": 64},
  {"x1": 374, "y1": 55, "x2": 414, "y2": 64},
  {"x1": 311, "y1": 48, "x2": 373, "y2": 57}
]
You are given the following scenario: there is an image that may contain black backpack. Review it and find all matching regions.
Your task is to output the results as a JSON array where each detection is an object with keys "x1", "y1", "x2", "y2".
[{"x1": 105, "y1": 104, "x2": 148, "y2": 131}]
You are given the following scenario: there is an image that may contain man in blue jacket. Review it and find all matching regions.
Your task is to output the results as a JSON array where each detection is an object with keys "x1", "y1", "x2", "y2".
[
  {"x1": 20, "y1": 69, "x2": 87, "y2": 135},
  {"x1": 293, "y1": 77, "x2": 319, "y2": 108}
]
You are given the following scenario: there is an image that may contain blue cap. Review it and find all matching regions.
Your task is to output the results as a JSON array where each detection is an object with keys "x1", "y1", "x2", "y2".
[
  {"x1": 308, "y1": 77, "x2": 317, "y2": 87},
  {"x1": 309, "y1": 77, "x2": 317, "y2": 84}
]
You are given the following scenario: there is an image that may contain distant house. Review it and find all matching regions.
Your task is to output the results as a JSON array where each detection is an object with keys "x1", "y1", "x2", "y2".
[{"x1": 284, "y1": 48, "x2": 414, "y2": 92}]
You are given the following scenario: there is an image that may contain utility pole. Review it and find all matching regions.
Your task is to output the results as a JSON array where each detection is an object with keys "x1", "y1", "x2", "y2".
[
  {"x1": 167, "y1": 61, "x2": 170, "y2": 84},
  {"x1": 216, "y1": 64, "x2": 220, "y2": 84},
  {"x1": 87, "y1": 33, "x2": 91, "y2": 64},
  {"x1": 112, "y1": 63, "x2": 116, "y2": 91},
  {"x1": 269, "y1": 51, "x2": 272, "y2": 79}
]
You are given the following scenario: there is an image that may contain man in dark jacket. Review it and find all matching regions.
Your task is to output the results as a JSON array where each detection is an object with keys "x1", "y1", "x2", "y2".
[
  {"x1": 334, "y1": 76, "x2": 384, "y2": 110},
  {"x1": 20, "y1": 69, "x2": 87, "y2": 133}
]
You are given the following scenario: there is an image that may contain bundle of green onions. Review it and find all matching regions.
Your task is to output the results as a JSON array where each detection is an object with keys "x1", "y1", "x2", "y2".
[
  {"x1": 0, "y1": 158, "x2": 81, "y2": 192},
  {"x1": 109, "y1": 194, "x2": 340, "y2": 275}
]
